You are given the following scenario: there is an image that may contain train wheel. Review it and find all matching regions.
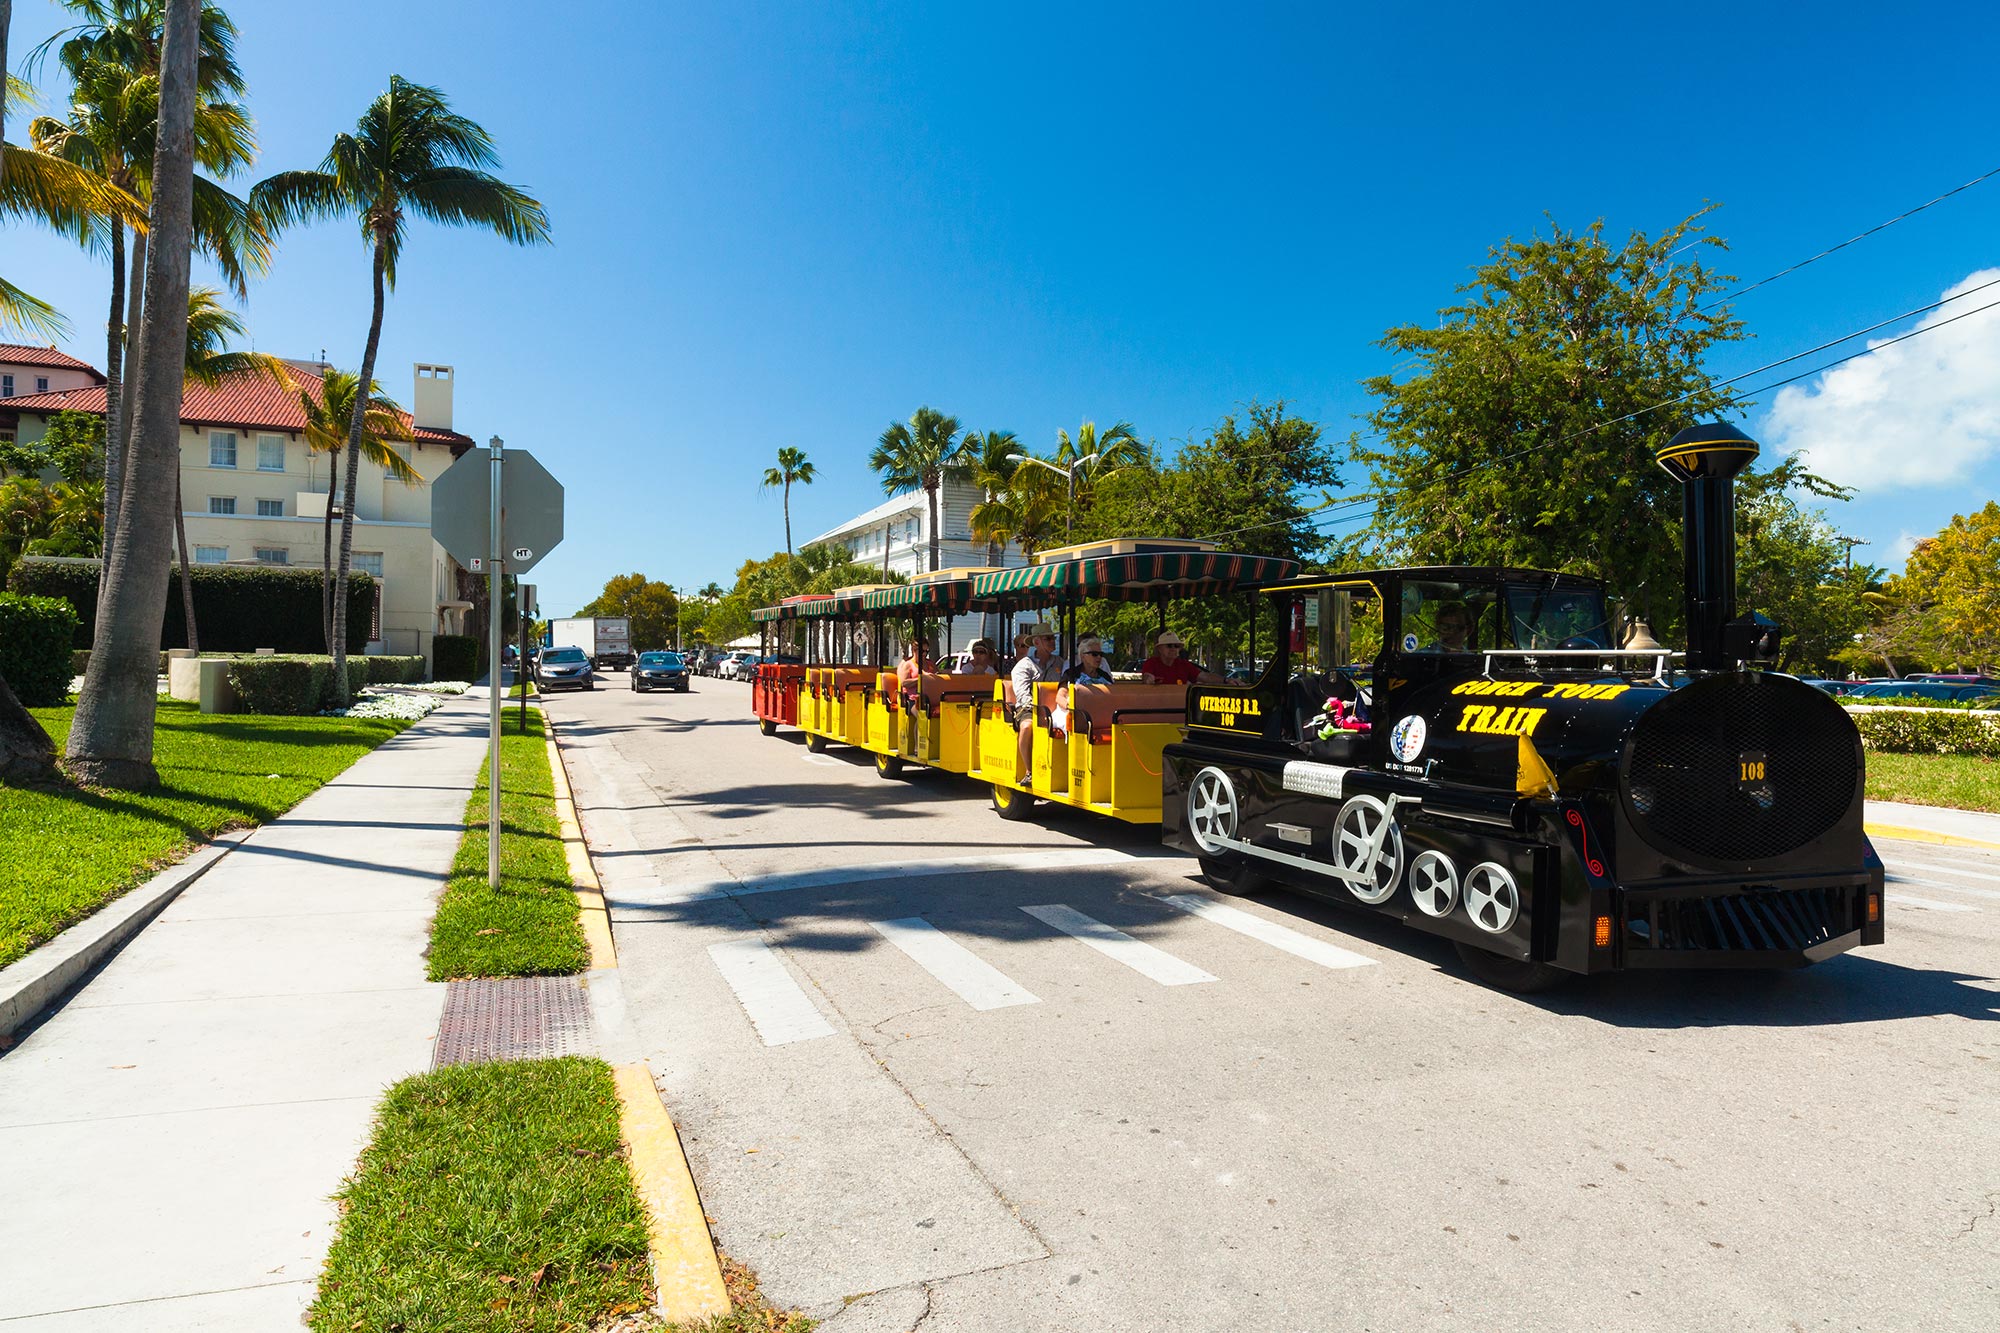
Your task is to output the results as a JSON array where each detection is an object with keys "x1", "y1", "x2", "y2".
[
  {"x1": 805, "y1": 732, "x2": 827, "y2": 753},
  {"x1": 992, "y1": 783, "x2": 1036, "y2": 821},
  {"x1": 1334, "y1": 796, "x2": 1403, "y2": 904},
  {"x1": 759, "y1": 717, "x2": 777, "y2": 737},
  {"x1": 1199, "y1": 853, "x2": 1268, "y2": 897},
  {"x1": 876, "y1": 751, "x2": 905, "y2": 779},
  {"x1": 1453, "y1": 943, "x2": 1569, "y2": 994}
]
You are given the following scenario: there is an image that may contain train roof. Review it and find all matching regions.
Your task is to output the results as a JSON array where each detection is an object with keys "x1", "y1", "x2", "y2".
[
  {"x1": 1261, "y1": 565, "x2": 1607, "y2": 595},
  {"x1": 972, "y1": 546, "x2": 1297, "y2": 603}
]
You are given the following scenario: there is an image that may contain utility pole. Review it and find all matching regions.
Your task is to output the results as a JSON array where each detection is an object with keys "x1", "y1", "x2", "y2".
[{"x1": 1838, "y1": 535, "x2": 1871, "y2": 571}]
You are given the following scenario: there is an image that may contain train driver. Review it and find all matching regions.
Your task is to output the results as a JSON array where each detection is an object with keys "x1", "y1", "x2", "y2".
[{"x1": 1424, "y1": 602, "x2": 1472, "y2": 653}]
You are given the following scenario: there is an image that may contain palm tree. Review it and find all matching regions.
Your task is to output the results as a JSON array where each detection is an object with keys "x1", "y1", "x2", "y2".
[
  {"x1": 252, "y1": 75, "x2": 550, "y2": 701},
  {"x1": 1051, "y1": 419, "x2": 1145, "y2": 520},
  {"x1": 293, "y1": 367, "x2": 416, "y2": 649},
  {"x1": 170, "y1": 286, "x2": 287, "y2": 651},
  {"x1": 697, "y1": 581, "x2": 724, "y2": 600},
  {"x1": 29, "y1": 2, "x2": 262, "y2": 575},
  {"x1": 64, "y1": 0, "x2": 201, "y2": 788},
  {"x1": 963, "y1": 429, "x2": 1018, "y2": 568},
  {"x1": 869, "y1": 406, "x2": 969, "y2": 573},
  {"x1": 761, "y1": 445, "x2": 816, "y2": 555}
]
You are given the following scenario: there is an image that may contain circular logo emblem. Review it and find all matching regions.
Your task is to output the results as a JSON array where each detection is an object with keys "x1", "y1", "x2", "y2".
[
  {"x1": 1402, "y1": 632, "x2": 1420, "y2": 651},
  {"x1": 1389, "y1": 714, "x2": 1427, "y2": 763}
]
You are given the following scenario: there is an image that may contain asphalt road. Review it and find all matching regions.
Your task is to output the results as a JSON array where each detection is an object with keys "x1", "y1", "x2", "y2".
[{"x1": 546, "y1": 674, "x2": 2000, "y2": 1333}]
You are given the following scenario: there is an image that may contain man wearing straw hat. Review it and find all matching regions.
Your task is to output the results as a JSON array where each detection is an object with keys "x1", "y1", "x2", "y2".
[{"x1": 1140, "y1": 630, "x2": 1222, "y2": 686}]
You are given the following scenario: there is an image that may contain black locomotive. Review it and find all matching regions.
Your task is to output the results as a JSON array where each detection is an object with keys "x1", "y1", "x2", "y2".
[{"x1": 1161, "y1": 425, "x2": 1885, "y2": 991}]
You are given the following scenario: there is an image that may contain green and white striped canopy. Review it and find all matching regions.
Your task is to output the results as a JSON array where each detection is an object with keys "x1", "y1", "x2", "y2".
[
  {"x1": 971, "y1": 550, "x2": 1298, "y2": 604},
  {"x1": 750, "y1": 594, "x2": 835, "y2": 623},
  {"x1": 861, "y1": 580, "x2": 993, "y2": 613}
]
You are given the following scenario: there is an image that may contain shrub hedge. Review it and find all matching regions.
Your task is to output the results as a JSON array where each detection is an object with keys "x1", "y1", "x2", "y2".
[
  {"x1": 365, "y1": 654, "x2": 427, "y2": 684},
  {"x1": 432, "y1": 634, "x2": 482, "y2": 683},
  {"x1": 1853, "y1": 708, "x2": 2000, "y2": 756},
  {"x1": 7, "y1": 557, "x2": 374, "y2": 653},
  {"x1": 227, "y1": 655, "x2": 372, "y2": 715},
  {"x1": 0, "y1": 593, "x2": 81, "y2": 706}
]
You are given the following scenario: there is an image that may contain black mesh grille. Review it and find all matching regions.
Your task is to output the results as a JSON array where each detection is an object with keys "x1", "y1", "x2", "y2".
[
  {"x1": 1626, "y1": 886, "x2": 1852, "y2": 953},
  {"x1": 1624, "y1": 675, "x2": 1858, "y2": 865}
]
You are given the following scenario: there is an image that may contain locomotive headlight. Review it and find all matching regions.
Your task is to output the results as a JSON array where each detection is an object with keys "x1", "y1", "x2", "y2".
[{"x1": 1630, "y1": 784, "x2": 1657, "y2": 815}]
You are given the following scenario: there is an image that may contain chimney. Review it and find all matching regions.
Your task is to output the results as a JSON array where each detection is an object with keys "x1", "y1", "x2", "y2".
[
  {"x1": 413, "y1": 363, "x2": 454, "y2": 431},
  {"x1": 1655, "y1": 423, "x2": 1777, "y2": 672}
]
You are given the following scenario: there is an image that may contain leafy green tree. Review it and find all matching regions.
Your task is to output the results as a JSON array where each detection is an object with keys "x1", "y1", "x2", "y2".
[
  {"x1": 0, "y1": 410, "x2": 105, "y2": 483},
  {"x1": 870, "y1": 406, "x2": 968, "y2": 572},
  {"x1": 963, "y1": 429, "x2": 1018, "y2": 568},
  {"x1": 1902, "y1": 503, "x2": 2000, "y2": 671},
  {"x1": 761, "y1": 446, "x2": 816, "y2": 555},
  {"x1": 1733, "y1": 467, "x2": 1866, "y2": 673},
  {"x1": 1358, "y1": 211, "x2": 1750, "y2": 632},
  {"x1": 252, "y1": 75, "x2": 551, "y2": 702},
  {"x1": 580, "y1": 573, "x2": 681, "y2": 650},
  {"x1": 292, "y1": 367, "x2": 415, "y2": 648}
]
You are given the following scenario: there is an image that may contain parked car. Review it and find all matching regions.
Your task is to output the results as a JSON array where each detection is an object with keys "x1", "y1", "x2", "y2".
[
  {"x1": 1844, "y1": 680, "x2": 2000, "y2": 705},
  {"x1": 632, "y1": 650, "x2": 691, "y2": 693},
  {"x1": 535, "y1": 646, "x2": 595, "y2": 692},
  {"x1": 719, "y1": 651, "x2": 758, "y2": 681},
  {"x1": 1797, "y1": 678, "x2": 1855, "y2": 696},
  {"x1": 1906, "y1": 673, "x2": 2000, "y2": 687}
]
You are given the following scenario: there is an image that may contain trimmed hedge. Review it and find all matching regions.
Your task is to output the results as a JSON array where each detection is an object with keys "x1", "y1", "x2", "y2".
[
  {"x1": 1853, "y1": 708, "x2": 2000, "y2": 756},
  {"x1": 433, "y1": 634, "x2": 482, "y2": 683},
  {"x1": 0, "y1": 593, "x2": 81, "y2": 706},
  {"x1": 227, "y1": 655, "x2": 371, "y2": 715},
  {"x1": 366, "y1": 654, "x2": 427, "y2": 684},
  {"x1": 7, "y1": 558, "x2": 374, "y2": 653}
]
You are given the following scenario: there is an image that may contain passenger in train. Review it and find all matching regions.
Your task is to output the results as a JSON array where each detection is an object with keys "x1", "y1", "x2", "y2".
[
  {"x1": 1012, "y1": 625, "x2": 1065, "y2": 780},
  {"x1": 954, "y1": 639, "x2": 999, "y2": 676},
  {"x1": 1140, "y1": 630, "x2": 1222, "y2": 685},
  {"x1": 897, "y1": 641, "x2": 923, "y2": 683}
]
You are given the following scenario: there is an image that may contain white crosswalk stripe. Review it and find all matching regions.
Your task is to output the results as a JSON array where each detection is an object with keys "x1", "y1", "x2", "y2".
[
  {"x1": 1886, "y1": 873, "x2": 2000, "y2": 903},
  {"x1": 1020, "y1": 904, "x2": 1218, "y2": 986},
  {"x1": 1157, "y1": 894, "x2": 1376, "y2": 971},
  {"x1": 707, "y1": 938, "x2": 837, "y2": 1045},
  {"x1": 870, "y1": 917, "x2": 1041, "y2": 1010}
]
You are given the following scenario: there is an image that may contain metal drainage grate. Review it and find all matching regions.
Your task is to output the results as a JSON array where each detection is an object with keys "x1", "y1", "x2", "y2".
[{"x1": 433, "y1": 976, "x2": 594, "y2": 1068}]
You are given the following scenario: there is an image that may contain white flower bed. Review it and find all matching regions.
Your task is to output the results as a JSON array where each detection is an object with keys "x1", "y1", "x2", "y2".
[
  {"x1": 324, "y1": 690, "x2": 446, "y2": 721},
  {"x1": 422, "y1": 680, "x2": 472, "y2": 695}
]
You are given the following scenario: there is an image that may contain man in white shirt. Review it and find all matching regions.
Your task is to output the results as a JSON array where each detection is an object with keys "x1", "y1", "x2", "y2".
[{"x1": 1010, "y1": 624, "x2": 1064, "y2": 782}]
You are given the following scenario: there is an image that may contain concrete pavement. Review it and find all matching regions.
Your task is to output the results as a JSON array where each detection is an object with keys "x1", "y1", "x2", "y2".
[{"x1": 0, "y1": 695, "x2": 491, "y2": 1329}]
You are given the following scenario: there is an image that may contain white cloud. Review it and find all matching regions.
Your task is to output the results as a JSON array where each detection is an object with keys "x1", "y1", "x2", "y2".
[
  {"x1": 1887, "y1": 530, "x2": 1921, "y2": 567},
  {"x1": 1763, "y1": 268, "x2": 2000, "y2": 489}
]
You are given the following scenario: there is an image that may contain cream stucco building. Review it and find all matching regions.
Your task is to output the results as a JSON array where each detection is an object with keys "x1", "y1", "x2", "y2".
[{"x1": 2, "y1": 358, "x2": 476, "y2": 665}]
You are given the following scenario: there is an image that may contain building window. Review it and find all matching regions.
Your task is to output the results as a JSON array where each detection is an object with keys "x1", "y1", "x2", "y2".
[
  {"x1": 209, "y1": 431, "x2": 237, "y2": 468},
  {"x1": 194, "y1": 545, "x2": 228, "y2": 564},
  {"x1": 1, "y1": 374, "x2": 12, "y2": 396},
  {"x1": 257, "y1": 435, "x2": 285, "y2": 471},
  {"x1": 352, "y1": 551, "x2": 384, "y2": 579},
  {"x1": 208, "y1": 496, "x2": 236, "y2": 515},
  {"x1": 256, "y1": 498, "x2": 284, "y2": 517},
  {"x1": 34, "y1": 377, "x2": 49, "y2": 393},
  {"x1": 254, "y1": 546, "x2": 288, "y2": 565}
]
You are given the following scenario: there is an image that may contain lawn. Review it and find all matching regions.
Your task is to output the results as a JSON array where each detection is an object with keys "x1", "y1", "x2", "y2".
[
  {"x1": 308, "y1": 1057, "x2": 655, "y2": 1333},
  {"x1": 1865, "y1": 751, "x2": 2000, "y2": 814},
  {"x1": 427, "y1": 705, "x2": 590, "y2": 979},
  {"x1": 0, "y1": 700, "x2": 406, "y2": 970}
]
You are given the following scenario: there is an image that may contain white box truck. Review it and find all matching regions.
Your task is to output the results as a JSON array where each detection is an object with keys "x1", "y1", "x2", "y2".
[{"x1": 549, "y1": 616, "x2": 635, "y2": 671}]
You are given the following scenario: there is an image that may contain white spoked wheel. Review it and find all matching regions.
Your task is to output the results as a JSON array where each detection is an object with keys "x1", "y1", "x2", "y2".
[
  {"x1": 1335, "y1": 795, "x2": 1403, "y2": 904},
  {"x1": 1408, "y1": 850, "x2": 1458, "y2": 918},
  {"x1": 1187, "y1": 767, "x2": 1240, "y2": 855},
  {"x1": 1463, "y1": 862, "x2": 1521, "y2": 935}
]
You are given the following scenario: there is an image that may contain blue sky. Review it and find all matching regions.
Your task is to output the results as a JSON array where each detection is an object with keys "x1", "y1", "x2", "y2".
[{"x1": 8, "y1": 0, "x2": 1999, "y2": 615}]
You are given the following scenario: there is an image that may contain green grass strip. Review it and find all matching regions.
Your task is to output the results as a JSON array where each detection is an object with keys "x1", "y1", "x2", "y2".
[
  {"x1": 2, "y1": 700, "x2": 407, "y2": 969},
  {"x1": 308, "y1": 1057, "x2": 655, "y2": 1332},
  {"x1": 427, "y1": 705, "x2": 590, "y2": 979},
  {"x1": 1866, "y1": 751, "x2": 2000, "y2": 814}
]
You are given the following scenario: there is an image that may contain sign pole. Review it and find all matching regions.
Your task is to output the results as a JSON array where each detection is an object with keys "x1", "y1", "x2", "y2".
[{"x1": 488, "y1": 435, "x2": 504, "y2": 889}]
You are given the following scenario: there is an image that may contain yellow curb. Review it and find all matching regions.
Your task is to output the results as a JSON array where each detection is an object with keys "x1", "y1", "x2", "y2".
[
  {"x1": 613, "y1": 1061, "x2": 732, "y2": 1322},
  {"x1": 544, "y1": 717, "x2": 618, "y2": 970},
  {"x1": 1866, "y1": 822, "x2": 2000, "y2": 853}
]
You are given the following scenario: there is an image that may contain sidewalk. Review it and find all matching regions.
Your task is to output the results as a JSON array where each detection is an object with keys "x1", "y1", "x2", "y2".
[
  {"x1": 0, "y1": 695, "x2": 491, "y2": 1330},
  {"x1": 1865, "y1": 799, "x2": 2000, "y2": 849}
]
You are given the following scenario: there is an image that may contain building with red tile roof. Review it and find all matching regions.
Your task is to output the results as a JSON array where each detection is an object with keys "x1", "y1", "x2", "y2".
[{"x1": 0, "y1": 344, "x2": 106, "y2": 402}]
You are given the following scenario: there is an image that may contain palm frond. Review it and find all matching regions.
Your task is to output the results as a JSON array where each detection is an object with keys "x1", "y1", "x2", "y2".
[
  {"x1": 247, "y1": 167, "x2": 348, "y2": 234},
  {"x1": 0, "y1": 276, "x2": 69, "y2": 339},
  {"x1": 404, "y1": 166, "x2": 550, "y2": 245},
  {"x1": 190, "y1": 173, "x2": 270, "y2": 295},
  {"x1": 0, "y1": 140, "x2": 144, "y2": 233}
]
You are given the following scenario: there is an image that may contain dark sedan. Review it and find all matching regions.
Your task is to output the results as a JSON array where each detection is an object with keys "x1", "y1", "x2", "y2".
[
  {"x1": 534, "y1": 646, "x2": 596, "y2": 692},
  {"x1": 632, "y1": 651, "x2": 691, "y2": 692}
]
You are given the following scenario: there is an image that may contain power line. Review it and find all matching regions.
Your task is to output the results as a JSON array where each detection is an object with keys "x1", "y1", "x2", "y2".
[{"x1": 1705, "y1": 163, "x2": 2000, "y2": 310}]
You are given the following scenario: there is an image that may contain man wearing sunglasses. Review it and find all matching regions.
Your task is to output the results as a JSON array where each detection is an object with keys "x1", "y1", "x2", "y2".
[
  {"x1": 1011, "y1": 625, "x2": 1066, "y2": 781},
  {"x1": 953, "y1": 638, "x2": 999, "y2": 676}
]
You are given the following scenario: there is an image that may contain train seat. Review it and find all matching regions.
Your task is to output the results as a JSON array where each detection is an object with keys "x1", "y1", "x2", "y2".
[{"x1": 1288, "y1": 672, "x2": 1370, "y2": 764}]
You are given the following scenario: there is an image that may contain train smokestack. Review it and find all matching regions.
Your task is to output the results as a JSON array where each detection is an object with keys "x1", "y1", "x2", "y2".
[{"x1": 1656, "y1": 423, "x2": 1775, "y2": 673}]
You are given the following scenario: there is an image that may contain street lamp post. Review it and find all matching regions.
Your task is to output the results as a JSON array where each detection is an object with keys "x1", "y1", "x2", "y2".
[{"x1": 1008, "y1": 451, "x2": 1099, "y2": 543}]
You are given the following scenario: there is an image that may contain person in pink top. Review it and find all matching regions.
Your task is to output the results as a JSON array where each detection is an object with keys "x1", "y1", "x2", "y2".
[{"x1": 1139, "y1": 630, "x2": 1221, "y2": 686}]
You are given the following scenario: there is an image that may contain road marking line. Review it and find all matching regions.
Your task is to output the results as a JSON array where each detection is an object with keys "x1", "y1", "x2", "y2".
[
  {"x1": 1865, "y1": 823, "x2": 2000, "y2": 852},
  {"x1": 1887, "y1": 894, "x2": 1978, "y2": 913},
  {"x1": 1157, "y1": 894, "x2": 1376, "y2": 971},
  {"x1": 612, "y1": 1062, "x2": 732, "y2": 1322},
  {"x1": 1020, "y1": 903, "x2": 1217, "y2": 986},
  {"x1": 871, "y1": 917, "x2": 1041, "y2": 1010},
  {"x1": 1886, "y1": 874, "x2": 2000, "y2": 902},
  {"x1": 1887, "y1": 855, "x2": 2000, "y2": 883},
  {"x1": 705, "y1": 939, "x2": 836, "y2": 1045},
  {"x1": 620, "y1": 847, "x2": 1149, "y2": 907}
]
